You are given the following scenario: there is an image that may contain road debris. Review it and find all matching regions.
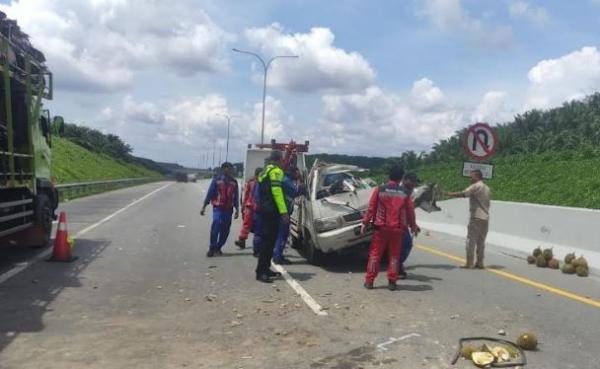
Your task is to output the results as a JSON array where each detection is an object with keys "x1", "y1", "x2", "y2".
[{"x1": 205, "y1": 294, "x2": 217, "y2": 301}]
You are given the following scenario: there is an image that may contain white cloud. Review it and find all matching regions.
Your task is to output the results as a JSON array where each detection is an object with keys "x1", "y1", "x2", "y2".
[
  {"x1": 0, "y1": 0, "x2": 231, "y2": 92},
  {"x1": 242, "y1": 23, "x2": 375, "y2": 93},
  {"x1": 411, "y1": 78, "x2": 446, "y2": 109},
  {"x1": 526, "y1": 46, "x2": 600, "y2": 109},
  {"x1": 420, "y1": 0, "x2": 513, "y2": 49},
  {"x1": 472, "y1": 91, "x2": 514, "y2": 124},
  {"x1": 509, "y1": 1, "x2": 550, "y2": 26},
  {"x1": 123, "y1": 96, "x2": 166, "y2": 125}
]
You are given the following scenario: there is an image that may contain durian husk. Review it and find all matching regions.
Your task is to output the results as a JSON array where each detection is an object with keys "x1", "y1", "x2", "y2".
[
  {"x1": 472, "y1": 352, "x2": 495, "y2": 367},
  {"x1": 505, "y1": 345, "x2": 520, "y2": 358},
  {"x1": 526, "y1": 255, "x2": 536, "y2": 264},
  {"x1": 491, "y1": 346, "x2": 511, "y2": 363},
  {"x1": 516, "y1": 333, "x2": 538, "y2": 350},
  {"x1": 573, "y1": 256, "x2": 588, "y2": 269},
  {"x1": 461, "y1": 344, "x2": 476, "y2": 359},
  {"x1": 532, "y1": 247, "x2": 542, "y2": 257}
]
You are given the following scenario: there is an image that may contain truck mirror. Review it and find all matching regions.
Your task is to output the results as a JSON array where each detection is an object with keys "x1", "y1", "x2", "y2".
[{"x1": 53, "y1": 116, "x2": 65, "y2": 135}]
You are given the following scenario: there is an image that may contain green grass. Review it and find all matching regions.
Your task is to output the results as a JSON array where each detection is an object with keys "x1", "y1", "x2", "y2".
[
  {"x1": 415, "y1": 151, "x2": 600, "y2": 209},
  {"x1": 52, "y1": 137, "x2": 161, "y2": 183}
]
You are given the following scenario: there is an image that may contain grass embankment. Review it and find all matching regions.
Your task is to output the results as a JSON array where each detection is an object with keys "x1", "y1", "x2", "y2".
[
  {"x1": 416, "y1": 151, "x2": 600, "y2": 209},
  {"x1": 52, "y1": 137, "x2": 161, "y2": 183}
]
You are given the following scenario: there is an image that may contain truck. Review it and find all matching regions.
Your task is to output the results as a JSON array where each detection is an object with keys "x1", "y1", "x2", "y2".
[
  {"x1": 0, "y1": 14, "x2": 61, "y2": 247},
  {"x1": 243, "y1": 140, "x2": 374, "y2": 264}
]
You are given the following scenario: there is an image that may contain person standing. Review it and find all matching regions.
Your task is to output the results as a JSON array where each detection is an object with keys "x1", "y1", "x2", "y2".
[
  {"x1": 444, "y1": 170, "x2": 491, "y2": 269},
  {"x1": 234, "y1": 167, "x2": 262, "y2": 250},
  {"x1": 398, "y1": 172, "x2": 421, "y2": 279},
  {"x1": 255, "y1": 151, "x2": 288, "y2": 283},
  {"x1": 201, "y1": 162, "x2": 239, "y2": 257},
  {"x1": 273, "y1": 167, "x2": 304, "y2": 265},
  {"x1": 360, "y1": 165, "x2": 408, "y2": 291}
]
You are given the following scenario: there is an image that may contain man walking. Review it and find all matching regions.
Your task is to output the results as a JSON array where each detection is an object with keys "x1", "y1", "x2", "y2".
[
  {"x1": 361, "y1": 165, "x2": 409, "y2": 291},
  {"x1": 444, "y1": 170, "x2": 491, "y2": 269},
  {"x1": 255, "y1": 151, "x2": 288, "y2": 283},
  {"x1": 398, "y1": 172, "x2": 421, "y2": 279},
  {"x1": 234, "y1": 167, "x2": 262, "y2": 250},
  {"x1": 201, "y1": 162, "x2": 239, "y2": 257}
]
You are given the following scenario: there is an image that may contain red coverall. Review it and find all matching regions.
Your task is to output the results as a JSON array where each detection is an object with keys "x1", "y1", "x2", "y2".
[
  {"x1": 362, "y1": 181, "x2": 409, "y2": 283},
  {"x1": 238, "y1": 178, "x2": 257, "y2": 240}
]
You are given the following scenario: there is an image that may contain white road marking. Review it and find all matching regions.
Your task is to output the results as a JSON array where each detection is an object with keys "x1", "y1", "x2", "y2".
[
  {"x1": 0, "y1": 183, "x2": 173, "y2": 285},
  {"x1": 271, "y1": 262, "x2": 328, "y2": 316},
  {"x1": 376, "y1": 333, "x2": 421, "y2": 352}
]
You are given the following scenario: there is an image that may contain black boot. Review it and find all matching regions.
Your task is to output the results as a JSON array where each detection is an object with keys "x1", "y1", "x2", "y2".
[
  {"x1": 234, "y1": 239, "x2": 246, "y2": 250},
  {"x1": 388, "y1": 280, "x2": 397, "y2": 291},
  {"x1": 364, "y1": 282, "x2": 374, "y2": 290},
  {"x1": 206, "y1": 249, "x2": 215, "y2": 257},
  {"x1": 256, "y1": 273, "x2": 273, "y2": 283},
  {"x1": 266, "y1": 269, "x2": 282, "y2": 278}
]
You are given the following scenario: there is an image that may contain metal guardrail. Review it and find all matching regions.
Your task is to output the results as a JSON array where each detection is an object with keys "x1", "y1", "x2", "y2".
[{"x1": 55, "y1": 177, "x2": 155, "y2": 201}]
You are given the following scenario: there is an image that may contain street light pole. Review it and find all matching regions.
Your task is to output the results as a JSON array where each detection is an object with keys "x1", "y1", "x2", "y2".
[
  {"x1": 232, "y1": 48, "x2": 298, "y2": 144},
  {"x1": 219, "y1": 114, "x2": 231, "y2": 162}
]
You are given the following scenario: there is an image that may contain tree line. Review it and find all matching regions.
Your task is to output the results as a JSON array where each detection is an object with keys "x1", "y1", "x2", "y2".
[
  {"x1": 309, "y1": 92, "x2": 600, "y2": 171},
  {"x1": 56, "y1": 123, "x2": 133, "y2": 161}
]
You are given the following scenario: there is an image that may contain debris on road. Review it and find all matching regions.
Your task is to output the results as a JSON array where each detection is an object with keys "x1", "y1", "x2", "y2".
[
  {"x1": 498, "y1": 329, "x2": 506, "y2": 336},
  {"x1": 517, "y1": 332, "x2": 538, "y2": 351},
  {"x1": 205, "y1": 294, "x2": 217, "y2": 301},
  {"x1": 452, "y1": 337, "x2": 527, "y2": 367}
]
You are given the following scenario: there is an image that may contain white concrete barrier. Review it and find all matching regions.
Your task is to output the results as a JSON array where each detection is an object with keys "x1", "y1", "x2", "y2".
[{"x1": 417, "y1": 199, "x2": 600, "y2": 269}]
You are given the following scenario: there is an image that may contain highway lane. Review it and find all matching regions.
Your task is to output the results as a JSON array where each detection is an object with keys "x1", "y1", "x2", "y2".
[{"x1": 0, "y1": 180, "x2": 599, "y2": 368}]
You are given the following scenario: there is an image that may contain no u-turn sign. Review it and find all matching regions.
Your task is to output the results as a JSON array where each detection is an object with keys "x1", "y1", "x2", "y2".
[{"x1": 464, "y1": 122, "x2": 497, "y2": 160}]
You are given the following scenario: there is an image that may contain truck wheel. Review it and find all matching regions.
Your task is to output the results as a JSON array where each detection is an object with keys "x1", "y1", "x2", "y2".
[
  {"x1": 29, "y1": 194, "x2": 53, "y2": 247},
  {"x1": 302, "y1": 231, "x2": 324, "y2": 265}
]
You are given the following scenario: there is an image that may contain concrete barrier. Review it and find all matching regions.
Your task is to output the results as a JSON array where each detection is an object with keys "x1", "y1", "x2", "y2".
[{"x1": 417, "y1": 199, "x2": 600, "y2": 269}]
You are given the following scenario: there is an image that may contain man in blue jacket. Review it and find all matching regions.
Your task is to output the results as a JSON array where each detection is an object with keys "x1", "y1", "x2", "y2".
[
  {"x1": 201, "y1": 162, "x2": 239, "y2": 257},
  {"x1": 273, "y1": 167, "x2": 304, "y2": 265}
]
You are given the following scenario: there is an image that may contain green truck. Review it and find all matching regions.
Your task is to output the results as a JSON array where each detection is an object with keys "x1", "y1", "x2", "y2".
[{"x1": 0, "y1": 15, "x2": 62, "y2": 247}]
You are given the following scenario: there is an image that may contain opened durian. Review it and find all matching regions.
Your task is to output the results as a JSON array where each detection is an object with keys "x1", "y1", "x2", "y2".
[
  {"x1": 536, "y1": 255, "x2": 547, "y2": 268},
  {"x1": 491, "y1": 346, "x2": 510, "y2": 363},
  {"x1": 516, "y1": 333, "x2": 538, "y2": 350},
  {"x1": 548, "y1": 259, "x2": 560, "y2": 269},
  {"x1": 461, "y1": 344, "x2": 476, "y2": 359},
  {"x1": 472, "y1": 352, "x2": 495, "y2": 367}
]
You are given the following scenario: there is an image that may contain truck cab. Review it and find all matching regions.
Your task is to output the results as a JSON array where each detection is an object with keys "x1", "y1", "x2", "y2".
[{"x1": 0, "y1": 16, "x2": 60, "y2": 247}]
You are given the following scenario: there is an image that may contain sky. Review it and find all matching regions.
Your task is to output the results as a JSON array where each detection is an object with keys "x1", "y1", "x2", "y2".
[{"x1": 2, "y1": 0, "x2": 600, "y2": 167}]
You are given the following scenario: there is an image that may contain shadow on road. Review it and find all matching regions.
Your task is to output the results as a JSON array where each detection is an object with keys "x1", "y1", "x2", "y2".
[
  {"x1": 287, "y1": 271, "x2": 316, "y2": 282},
  {"x1": 0, "y1": 238, "x2": 110, "y2": 353},
  {"x1": 406, "y1": 263, "x2": 457, "y2": 271}
]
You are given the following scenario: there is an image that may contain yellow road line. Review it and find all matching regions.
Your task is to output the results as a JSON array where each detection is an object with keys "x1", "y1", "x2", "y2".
[{"x1": 415, "y1": 244, "x2": 600, "y2": 310}]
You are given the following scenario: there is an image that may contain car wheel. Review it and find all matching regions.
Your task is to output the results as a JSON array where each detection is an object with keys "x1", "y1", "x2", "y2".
[
  {"x1": 28, "y1": 194, "x2": 53, "y2": 248},
  {"x1": 302, "y1": 231, "x2": 324, "y2": 265}
]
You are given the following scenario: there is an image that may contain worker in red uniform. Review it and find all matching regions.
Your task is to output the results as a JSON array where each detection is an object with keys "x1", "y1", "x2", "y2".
[
  {"x1": 360, "y1": 165, "x2": 408, "y2": 291},
  {"x1": 234, "y1": 167, "x2": 262, "y2": 250}
]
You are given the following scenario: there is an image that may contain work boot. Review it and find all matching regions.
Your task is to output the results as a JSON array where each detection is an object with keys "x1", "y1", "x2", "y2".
[
  {"x1": 364, "y1": 281, "x2": 374, "y2": 290},
  {"x1": 215, "y1": 250, "x2": 224, "y2": 256},
  {"x1": 273, "y1": 257, "x2": 292, "y2": 265},
  {"x1": 399, "y1": 266, "x2": 408, "y2": 280},
  {"x1": 266, "y1": 269, "x2": 282, "y2": 278},
  {"x1": 206, "y1": 249, "x2": 215, "y2": 257},
  {"x1": 256, "y1": 273, "x2": 273, "y2": 283},
  {"x1": 475, "y1": 263, "x2": 485, "y2": 269},
  {"x1": 460, "y1": 264, "x2": 473, "y2": 269},
  {"x1": 253, "y1": 250, "x2": 260, "y2": 258},
  {"x1": 388, "y1": 280, "x2": 397, "y2": 291},
  {"x1": 234, "y1": 239, "x2": 246, "y2": 250}
]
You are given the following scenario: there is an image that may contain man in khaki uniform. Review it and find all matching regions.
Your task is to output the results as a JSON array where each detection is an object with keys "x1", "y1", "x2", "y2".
[{"x1": 445, "y1": 170, "x2": 491, "y2": 269}]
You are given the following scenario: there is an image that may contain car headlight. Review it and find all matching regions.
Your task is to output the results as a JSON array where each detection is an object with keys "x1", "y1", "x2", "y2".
[{"x1": 314, "y1": 216, "x2": 343, "y2": 233}]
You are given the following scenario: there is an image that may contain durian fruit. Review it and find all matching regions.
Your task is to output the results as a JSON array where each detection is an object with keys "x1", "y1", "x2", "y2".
[
  {"x1": 535, "y1": 255, "x2": 547, "y2": 268},
  {"x1": 516, "y1": 332, "x2": 538, "y2": 350},
  {"x1": 564, "y1": 252, "x2": 576, "y2": 264},
  {"x1": 491, "y1": 346, "x2": 510, "y2": 363},
  {"x1": 461, "y1": 344, "x2": 477, "y2": 359},
  {"x1": 542, "y1": 247, "x2": 553, "y2": 261},
  {"x1": 526, "y1": 255, "x2": 536, "y2": 264},
  {"x1": 505, "y1": 345, "x2": 520, "y2": 358},
  {"x1": 561, "y1": 263, "x2": 576, "y2": 274},
  {"x1": 576, "y1": 265, "x2": 589, "y2": 277},
  {"x1": 548, "y1": 259, "x2": 560, "y2": 269},
  {"x1": 572, "y1": 256, "x2": 588, "y2": 269},
  {"x1": 532, "y1": 247, "x2": 542, "y2": 257},
  {"x1": 472, "y1": 352, "x2": 495, "y2": 367}
]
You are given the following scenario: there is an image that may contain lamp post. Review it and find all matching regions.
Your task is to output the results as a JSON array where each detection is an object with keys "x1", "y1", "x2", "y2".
[
  {"x1": 232, "y1": 48, "x2": 298, "y2": 144},
  {"x1": 219, "y1": 114, "x2": 232, "y2": 163}
]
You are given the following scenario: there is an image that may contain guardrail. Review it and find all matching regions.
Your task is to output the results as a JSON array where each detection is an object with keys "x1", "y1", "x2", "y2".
[{"x1": 56, "y1": 177, "x2": 156, "y2": 201}]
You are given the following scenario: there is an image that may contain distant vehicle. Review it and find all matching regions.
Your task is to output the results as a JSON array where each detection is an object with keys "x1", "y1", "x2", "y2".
[
  {"x1": 188, "y1": 173, "x2": 197, "y2": 182},
  {"x1": 175, "y1": 172, "x2": 188, "y2": 183},
  {"x1": 1, "y1": 15, "x2": 61, "y2": 247}
]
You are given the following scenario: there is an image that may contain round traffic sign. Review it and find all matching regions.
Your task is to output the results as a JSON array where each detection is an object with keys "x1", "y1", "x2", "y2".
[{"x1": 463, "y1": 122, "x2": 497, "y2": 160}]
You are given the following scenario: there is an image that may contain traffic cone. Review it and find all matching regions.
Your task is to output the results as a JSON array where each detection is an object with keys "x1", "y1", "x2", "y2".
[{"x1": 48, "y1": 211, "x2": 77, "y2": 262}]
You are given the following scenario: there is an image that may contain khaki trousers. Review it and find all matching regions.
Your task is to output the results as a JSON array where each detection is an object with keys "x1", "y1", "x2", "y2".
[{"x1": 466, "y1": 218, "x2": 489, "y2": 266}]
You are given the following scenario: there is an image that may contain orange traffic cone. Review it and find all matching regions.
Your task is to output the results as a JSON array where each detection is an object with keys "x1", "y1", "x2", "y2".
[{"x1": 48, "y1": 211, "x2": 77, "y2": 262}]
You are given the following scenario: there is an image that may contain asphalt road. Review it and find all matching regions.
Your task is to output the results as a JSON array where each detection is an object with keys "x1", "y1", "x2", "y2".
[{"x1": 1, "y1": 181, "x2": 599, "y2": 369}]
